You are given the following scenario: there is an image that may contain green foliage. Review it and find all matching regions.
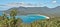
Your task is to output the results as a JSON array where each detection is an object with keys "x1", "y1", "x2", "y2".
[
  {"x1": 0, "y1": 9, "x2": 60, "y2": 27},
  {"x1": 0, "y1": 9, "x2": 22, "y2": 27},
  {"x1": 10, "y1": 9, "x2": 17, "y2": 17}
]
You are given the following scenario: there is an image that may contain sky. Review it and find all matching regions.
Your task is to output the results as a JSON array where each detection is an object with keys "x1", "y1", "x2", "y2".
[{"x1": 0, "y1": 0, "x2": 60, "y2": 11}]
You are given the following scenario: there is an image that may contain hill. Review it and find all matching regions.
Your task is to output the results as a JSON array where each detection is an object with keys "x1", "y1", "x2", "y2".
[{"x1": 4, "y1": 6, "x2": 60, "y2": 17}]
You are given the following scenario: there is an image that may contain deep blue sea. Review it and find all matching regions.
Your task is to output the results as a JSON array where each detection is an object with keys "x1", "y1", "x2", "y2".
[{"x1": 0, "y1": 12, "x2": 47, "y2": 23}]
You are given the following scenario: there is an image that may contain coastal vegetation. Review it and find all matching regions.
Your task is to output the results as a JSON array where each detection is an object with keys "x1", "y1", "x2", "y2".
[{"x1": 0, "y1": 9, "x2": 60, "y2": 27}]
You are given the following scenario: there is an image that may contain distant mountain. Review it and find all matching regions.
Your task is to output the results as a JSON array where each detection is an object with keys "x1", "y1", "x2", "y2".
[{"x1": 4, "y1": 6, "x2": 60, "y2": 17}]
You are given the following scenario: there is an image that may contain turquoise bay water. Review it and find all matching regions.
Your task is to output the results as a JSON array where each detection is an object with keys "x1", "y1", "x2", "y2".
[{"x1": 16, "y1": 14, "x2": 47, "y2": 23}]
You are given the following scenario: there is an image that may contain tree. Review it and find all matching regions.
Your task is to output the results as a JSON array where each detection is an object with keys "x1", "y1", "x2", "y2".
[
  {"x1": 2, "y1": 12, "x2": 8, "y2": 20},
  {"x1": 10, "y1": 9, "x2": 18, "y2": 18},
  {"x1": 15, "y1": 18, "x2": 22, "y2": 27},
  {"x1": 9, "y1": 9, "x2": 19, "y2": 27}
]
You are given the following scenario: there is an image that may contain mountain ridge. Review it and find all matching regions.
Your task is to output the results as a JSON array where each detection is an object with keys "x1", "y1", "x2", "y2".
[{"x1": 4, "y1": 6, "x2": 60, "y2": 17}]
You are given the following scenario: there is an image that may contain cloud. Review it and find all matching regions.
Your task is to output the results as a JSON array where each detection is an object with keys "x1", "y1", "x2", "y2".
[
  {"x1": 0, "y1": 2, "x2": 41, "y2": 7},
  {"x1": 6, "y1": 3, "x2": 40, "y2": 7},
  {"x1": 0, "y1": 5, "x2": 6, "y2": 6},
  {"x1": 52, "y1": 1, "x2": 57, "y2": 4},
  {"x1": 6, "y1": 3, "x2": 19, "y2": 7}
]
